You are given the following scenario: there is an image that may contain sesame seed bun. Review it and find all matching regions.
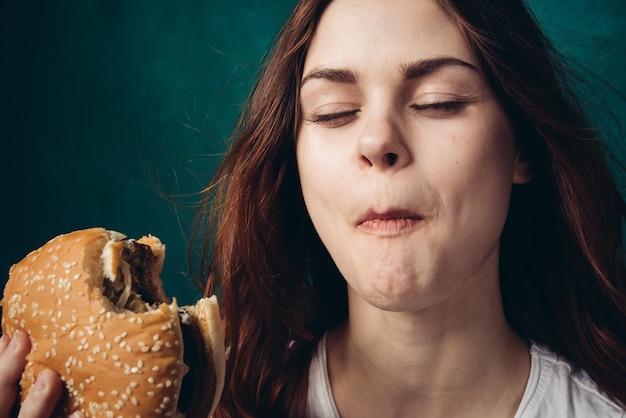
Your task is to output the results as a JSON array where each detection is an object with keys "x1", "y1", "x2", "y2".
[{"x1": 1, "y1": 227, "x2": 225, "y2": 418}]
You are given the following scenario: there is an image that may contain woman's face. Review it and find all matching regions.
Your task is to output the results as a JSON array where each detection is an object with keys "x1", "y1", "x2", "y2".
[{"x1": 296, "y1": 0, "x2": 530, "y2": 312}]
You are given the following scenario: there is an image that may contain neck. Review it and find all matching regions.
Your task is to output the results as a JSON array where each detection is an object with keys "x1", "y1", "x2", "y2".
[{"x1": 326, "y1": 271, "x2": 530, "y2": 418}]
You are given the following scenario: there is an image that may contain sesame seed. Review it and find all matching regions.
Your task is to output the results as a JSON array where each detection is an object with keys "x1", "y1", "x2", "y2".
[
  {"x1": 111, "y1": 390, "x2": 119, "y2": 396},
  {"x1": 147, "y1": 391, "x2": 156, "y2": 397},
  {"x1": 98, "y1": 391, "x2": 105, "y2": 397}
]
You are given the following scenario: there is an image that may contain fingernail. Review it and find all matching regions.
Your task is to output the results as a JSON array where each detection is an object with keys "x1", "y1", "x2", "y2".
[
  {"x1": 7, "y1": 332, "x2": 23, "y2": 353},
  {"x1": 69, "y1": 412, "x2": 84, "y2": 418},
  {"x1": 33, "y1": 372, "x2": 47, "y2": 392}
]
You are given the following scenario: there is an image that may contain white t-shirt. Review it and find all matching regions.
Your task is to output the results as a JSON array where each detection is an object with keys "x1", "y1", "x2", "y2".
[{"x1": 307, "y1": 333, "x2": 625, "y2": 417}]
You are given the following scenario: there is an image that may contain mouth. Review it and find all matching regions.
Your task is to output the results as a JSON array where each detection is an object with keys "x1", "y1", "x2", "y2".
[{"x1": 357, "y1": 209, "x2": 424, "y2": 236}]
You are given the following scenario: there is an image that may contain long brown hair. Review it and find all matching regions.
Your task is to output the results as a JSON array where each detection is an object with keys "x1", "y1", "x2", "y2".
[{"x1": 190, "y1": 0, "x2": 626, "y2": 415}]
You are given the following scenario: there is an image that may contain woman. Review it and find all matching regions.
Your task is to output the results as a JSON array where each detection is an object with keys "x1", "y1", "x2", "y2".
[
  {"x1": 2, "y1": 0, "x2": 625, "y2": 417},
  {"x1": 193, "y1": 0, "x2": 626, "y2": 416}
]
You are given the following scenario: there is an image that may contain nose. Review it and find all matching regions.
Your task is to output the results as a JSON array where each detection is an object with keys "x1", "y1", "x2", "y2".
[{"x1": 357, "y1": 115, "x2": 410, "y2": 170}]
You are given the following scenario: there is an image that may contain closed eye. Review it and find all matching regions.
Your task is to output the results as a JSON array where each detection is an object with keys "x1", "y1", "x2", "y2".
[
  {"x1": 410, "y1": 101, "x2": 466, "y2": 116},
  {"x1": 307, "y1": 109, "x2": 360, "y2": 127}
]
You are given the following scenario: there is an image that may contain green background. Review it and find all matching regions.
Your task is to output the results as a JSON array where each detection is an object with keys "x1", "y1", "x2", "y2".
[{"x1": 1, "y1": 0, "x2": 625, "y2": 305}]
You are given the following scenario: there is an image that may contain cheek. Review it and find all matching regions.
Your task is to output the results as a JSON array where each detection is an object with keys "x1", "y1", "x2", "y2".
[
  {"x1": 296, "y1": 132, "x2": 343, "y2": 224},
  {"x1": 423, "y1": 110, "x2": 518, "y2": 231}
]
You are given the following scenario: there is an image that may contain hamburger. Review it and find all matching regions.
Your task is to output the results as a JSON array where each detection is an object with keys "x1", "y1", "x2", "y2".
[{"x1": 1, "y1": 227, "x2": 225, "y2": 418}]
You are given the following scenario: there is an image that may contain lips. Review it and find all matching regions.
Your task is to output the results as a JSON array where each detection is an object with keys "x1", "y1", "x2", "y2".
[{"x1": 357, "y1": 209, "x2": 424, "y2": 235}]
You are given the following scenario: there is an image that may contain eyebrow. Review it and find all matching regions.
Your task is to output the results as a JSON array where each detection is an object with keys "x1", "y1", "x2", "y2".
[
  {"x1": 301, "y1": 57, "x2": 479, "y2": 87},
  {"x1": 401, "y1": 57, "x2": 479, "y2": 80},
  {"x1": 301, "y1": 67, "x2": 357, "y2": 86}
]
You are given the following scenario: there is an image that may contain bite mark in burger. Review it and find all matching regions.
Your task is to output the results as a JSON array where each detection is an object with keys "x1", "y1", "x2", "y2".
[{"x1": 1, "y1": 228, "x2": 225, "y2": 418}]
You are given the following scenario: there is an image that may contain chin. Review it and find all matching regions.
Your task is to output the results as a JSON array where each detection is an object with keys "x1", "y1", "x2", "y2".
[{"x1": 348, "y1": 265, "x2": 464, "y2": 313}]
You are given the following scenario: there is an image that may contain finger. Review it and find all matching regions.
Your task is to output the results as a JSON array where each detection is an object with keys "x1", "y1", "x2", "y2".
[
  {"x1": 17, "y1": 370, "x2": 62, "y2": 418},
  {"x1": 0, "y1": 332, "x2": 31, "y2": 418}
]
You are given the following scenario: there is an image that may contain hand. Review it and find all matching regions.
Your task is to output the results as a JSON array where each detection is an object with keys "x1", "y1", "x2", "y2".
[{"x1": 0, "y1": 331, "x2": 84, "y2": 418}]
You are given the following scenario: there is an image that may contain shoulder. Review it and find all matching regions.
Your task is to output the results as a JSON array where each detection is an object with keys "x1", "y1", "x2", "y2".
[{"x1": 516, "y1": 343, "x2": 625, "y2": 418}]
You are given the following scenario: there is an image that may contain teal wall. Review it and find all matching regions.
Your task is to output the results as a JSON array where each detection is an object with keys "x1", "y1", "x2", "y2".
[{"x1": 1, "y1": 0, "x2": 625, "y2": 305}]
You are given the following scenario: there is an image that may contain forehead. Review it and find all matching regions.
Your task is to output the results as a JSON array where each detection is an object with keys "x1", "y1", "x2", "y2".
[{"x1": 303, "y1": 0, "x2": 477, "y2": 75}]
